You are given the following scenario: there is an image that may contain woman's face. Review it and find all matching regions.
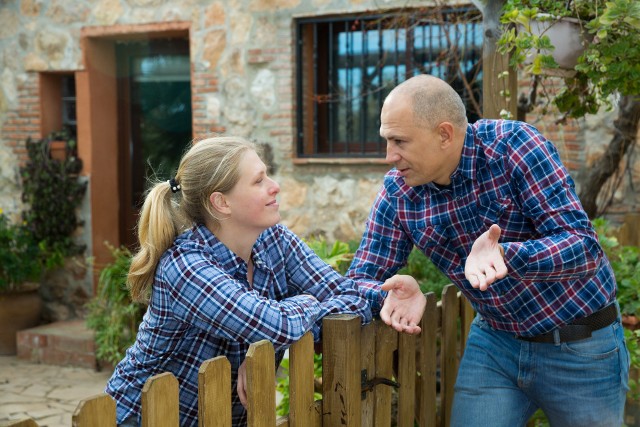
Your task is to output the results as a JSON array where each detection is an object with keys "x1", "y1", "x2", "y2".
[{"x1": 223, "y1": 149, "x2": 281, "y2": 232}]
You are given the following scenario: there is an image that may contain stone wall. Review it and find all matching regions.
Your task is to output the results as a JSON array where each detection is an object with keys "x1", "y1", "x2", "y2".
[{"x1": 0, "y1": 0, "x2": 638, "y2": 318}]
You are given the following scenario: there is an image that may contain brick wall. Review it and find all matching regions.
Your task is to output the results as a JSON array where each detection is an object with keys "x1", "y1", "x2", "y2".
[{"x1": 2, "y1": 74, "x2": 41, "y2": 165}]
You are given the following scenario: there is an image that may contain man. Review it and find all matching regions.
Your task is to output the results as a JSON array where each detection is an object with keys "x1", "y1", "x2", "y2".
[{"x1": 348, "y1": 74, "x2": 629, "y2": 426}]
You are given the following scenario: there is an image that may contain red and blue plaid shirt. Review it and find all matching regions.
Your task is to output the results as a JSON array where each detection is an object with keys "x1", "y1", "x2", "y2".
[
  {"x1": 107, "y1": 223, "x2": 372, "y2": 426},
  {"x1": 348, "y1": 119, "x2": 615, "y2": 337}
]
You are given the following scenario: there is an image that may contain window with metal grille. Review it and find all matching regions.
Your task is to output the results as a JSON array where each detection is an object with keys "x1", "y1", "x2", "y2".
[{"x1": 295, "y1": 7, "x2": 483, "y2": 158}]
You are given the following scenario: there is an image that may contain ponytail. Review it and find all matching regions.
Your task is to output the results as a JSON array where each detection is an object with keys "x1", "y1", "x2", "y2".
[{"x1": 128, "y1": 181, "x2": 181, "y2": 302}]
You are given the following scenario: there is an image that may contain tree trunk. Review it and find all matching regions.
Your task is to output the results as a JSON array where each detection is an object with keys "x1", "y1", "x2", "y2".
[{"x1": 578, "y1": 95, "x2": 640, "y2": 218}]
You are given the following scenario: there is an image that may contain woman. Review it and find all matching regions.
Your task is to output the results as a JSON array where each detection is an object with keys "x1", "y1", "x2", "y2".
[{"x1": 105, "y1": 136, "x2": 423, "y2": 427}]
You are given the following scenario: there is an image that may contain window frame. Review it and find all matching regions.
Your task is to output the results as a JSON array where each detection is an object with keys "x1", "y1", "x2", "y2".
[{"x1": 295, "y1": 7, "x2": 483, "y2": 161}]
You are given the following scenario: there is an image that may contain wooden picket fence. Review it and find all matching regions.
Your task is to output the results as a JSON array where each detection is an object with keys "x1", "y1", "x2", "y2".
[{"x1": 7, "y1": 284, "x2": 474, "y2": 427}]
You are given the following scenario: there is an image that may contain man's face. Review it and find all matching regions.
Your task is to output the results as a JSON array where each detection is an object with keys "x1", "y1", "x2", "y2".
[{"x1": 380, "y1": 93, "x2": 452, "y2": 187}]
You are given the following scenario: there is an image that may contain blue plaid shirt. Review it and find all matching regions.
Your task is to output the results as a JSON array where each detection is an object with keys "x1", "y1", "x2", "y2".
[
  {"x1": 106, "y1": 223, "x2": 372, "y2": 426},
  {"x1": 348, "y1": 119, "x2": 615, "y2": 337}
]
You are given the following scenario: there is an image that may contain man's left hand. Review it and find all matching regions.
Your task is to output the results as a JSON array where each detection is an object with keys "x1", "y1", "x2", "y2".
[{"x1": 465, "y1": 224, "x2": 508, "y2": 291}]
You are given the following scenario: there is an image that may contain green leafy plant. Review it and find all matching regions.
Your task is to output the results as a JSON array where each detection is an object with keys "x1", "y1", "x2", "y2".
[
  {"x1": 399, "y1": 248, "x2": 450, "y2": 297},
  {"x1": 305, "y1": 237, "x2": 354, "y2": 274},
  {"x1": 0, "y1": 209, "x2": 44, "y2": 292},
  {"x1": 593, "y1": 218, "x2": 640, "y2": 317},
  {"x1": 498, "y1": 0, "x2": 640, "y2": 118},
  {"x1": 20, "y1": 131, "x2": 87, "y2": 268},
  {"x1": 85, "y1": 245, "x2": 146, "y2": 367}
]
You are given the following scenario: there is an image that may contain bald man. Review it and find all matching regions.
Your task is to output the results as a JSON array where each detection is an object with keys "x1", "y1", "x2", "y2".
[{"x1": 348, "y1": 75, "x2": 628, "y2": 426}]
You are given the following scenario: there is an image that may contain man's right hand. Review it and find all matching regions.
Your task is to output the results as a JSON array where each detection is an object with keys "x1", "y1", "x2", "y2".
[{"x1": 380, "y1": 274, "x2": 426, "y2": 335}]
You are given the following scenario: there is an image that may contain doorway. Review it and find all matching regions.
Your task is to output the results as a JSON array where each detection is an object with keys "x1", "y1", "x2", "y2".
[{"x1": 116, "y1": 38, "x2": 192, "y2": 248}]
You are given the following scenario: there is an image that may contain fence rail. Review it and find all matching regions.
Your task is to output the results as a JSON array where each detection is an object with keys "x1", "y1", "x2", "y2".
[{"x1": 7, "y1": 284, "x2": 474, "y2": 427}]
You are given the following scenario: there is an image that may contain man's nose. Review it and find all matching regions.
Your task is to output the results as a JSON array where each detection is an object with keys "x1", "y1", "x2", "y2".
[{"x1": 385, "y1": 144, "x2": 398, "y2": 164}]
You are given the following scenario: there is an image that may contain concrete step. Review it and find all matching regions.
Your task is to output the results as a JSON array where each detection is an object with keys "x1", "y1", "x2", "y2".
[{"x1": 16, "y1": 319, "x2": 97, "y2": 369}]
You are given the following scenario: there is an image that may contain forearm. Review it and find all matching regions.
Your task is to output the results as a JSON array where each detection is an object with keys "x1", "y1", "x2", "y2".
[{"x1": 502, "y1": 229, "x2": 603, "y2": 281}]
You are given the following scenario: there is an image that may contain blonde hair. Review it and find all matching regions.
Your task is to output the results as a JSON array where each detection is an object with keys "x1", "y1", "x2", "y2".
[{"x1": 128, "y1": 136, "x2": 257, "y2": 302}]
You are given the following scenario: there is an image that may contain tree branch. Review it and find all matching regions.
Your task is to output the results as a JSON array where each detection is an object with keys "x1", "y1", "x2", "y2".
[{"x1": 578, "y1": 95, "x2": 640, "y2": 218}]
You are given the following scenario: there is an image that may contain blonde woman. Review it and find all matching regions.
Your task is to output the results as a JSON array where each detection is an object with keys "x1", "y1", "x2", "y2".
[{"x1": 105, "y1": 136, "x2": 426, "y2": 427}]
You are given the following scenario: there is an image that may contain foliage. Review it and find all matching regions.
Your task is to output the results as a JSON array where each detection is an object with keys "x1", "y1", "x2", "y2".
[
  {"x1": 20, "y1": 130, "x2": 87, "y2": 268},
  {"x1": 85, "y1": 245, "x2": 146, "y2": 366},
  {"x1": 276, "y1": 353, "x2": 323, "y2": 416},
  {"x1": 0, "y1": 209, "x2": 44, "y2": 291},
  {"x1": 593, "y1": 218, "x2": 640, "y2": 317},
  {"x1": 625, "y1": 328, "x2": 640, "y2": 399},
  {"x1": 305, "y1": 237, "x2": 354, "y2": 274},
  {"x1": 399, "y1": 248, "x2": 451, "y2": 297},
  {"x1": 498, "y1": 0, "x2": 640, "y2": 119}
]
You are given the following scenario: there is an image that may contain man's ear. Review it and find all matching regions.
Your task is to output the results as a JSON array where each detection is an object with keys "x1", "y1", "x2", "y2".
[
  {"x1": 209, "y1": 192, "x2": 231, "y2": 215},
  {"x1": 438, "y1": 122, "x2": 455, "y2": 147}
]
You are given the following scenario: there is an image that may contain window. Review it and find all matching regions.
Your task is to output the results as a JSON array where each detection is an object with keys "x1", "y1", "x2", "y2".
[
  {"x1": 61, "y1": 75, "x2": 77, "y2": 137},
  {"x1": 296, "y1": 7, "x2": 483, "y2": 158}
]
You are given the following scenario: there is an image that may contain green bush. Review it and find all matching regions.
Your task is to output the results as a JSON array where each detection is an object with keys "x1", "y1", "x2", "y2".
[
  {"x1": 593, "y1": 218, "x2": 640, "y2": 317},
  {"x1": 0, "y1": 210, "x2": 43, "y2": 291},
  {"x1": 85, "y1": 244, "x2": 145, "y2": 367},
  {"x1": 21, "y1": 133, "x2": 87, "y2": 268}
]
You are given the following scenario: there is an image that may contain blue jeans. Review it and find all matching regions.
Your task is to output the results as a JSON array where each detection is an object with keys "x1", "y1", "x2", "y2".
[{"x1": 451, "y1": 312, "x2": 630, "y2": 427}]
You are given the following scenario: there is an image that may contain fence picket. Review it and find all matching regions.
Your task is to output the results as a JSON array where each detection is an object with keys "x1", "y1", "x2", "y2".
[
  {"x1": 397, "y1": 331, "x2": 416, "y2": 427},
  {"x1": 360, "y1": 321, "x2": 376, "y2": 426},
  {"x1": 373, "y1": 319, "x2": 397, "y2": 426},
  {"x1": 246, "y1": 340, "x2": 276, "y2": 427},
  {"x1": 440, "y1": 285, "x2": 460, "y2": 427},
  {"x1": 288, "y1": 332, "x2": 320, "y2": 427},
  {"x1": 142, "y1": 372, "x2": 179, "y2": 427},
  {"x1": 416, "y1": 292, "x2": 438, "y2": 426},
  {"x1": 322, "y1": 314, "x2": 362, "y2": 427},
  {"x1": 198, "y1": 356, "x2": 231, "y2": 427},
  {"x1": 72, "y1": 393, "x2": 116, "y2": 426}
]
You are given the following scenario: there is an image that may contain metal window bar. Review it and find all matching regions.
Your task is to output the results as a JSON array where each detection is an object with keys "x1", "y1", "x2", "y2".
[{"x1": 296, "y1": 7, "x2": 481, "y2": 158}]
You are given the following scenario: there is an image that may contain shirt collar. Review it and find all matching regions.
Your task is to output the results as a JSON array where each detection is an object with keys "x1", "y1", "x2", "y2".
[
  {"x1": 190, "y1": 224, "x2": 245, "y2": 275},
  {"x1": 191, "y1": 223, "x2": 274, "y2": 273}
]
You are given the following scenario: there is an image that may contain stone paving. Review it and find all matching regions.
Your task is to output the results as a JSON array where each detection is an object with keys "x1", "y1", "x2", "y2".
[{"x1": 0, "y1": 356, "x2": 112, "y2": 427}]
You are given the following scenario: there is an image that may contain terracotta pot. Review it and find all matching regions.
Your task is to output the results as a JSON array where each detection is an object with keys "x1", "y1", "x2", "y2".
[
  {"x1": 49, "y1": 140, "x2": 67, "y2": 161},
  {"x1": 0, "y1": 288, "x2": 43, "y2": 355}
]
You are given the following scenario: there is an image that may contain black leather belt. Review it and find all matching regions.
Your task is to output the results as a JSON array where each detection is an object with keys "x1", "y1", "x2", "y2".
[{"x1": 518, "y1": 303, "x2": 618, "y2": 344}]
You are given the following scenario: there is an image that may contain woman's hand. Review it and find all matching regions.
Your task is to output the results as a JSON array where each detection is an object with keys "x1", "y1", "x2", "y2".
[
  {"x1": 380, "y1": 274, "x2": 426, "y2": 334},
  {"x1": 237, "y1": 360, "x2": 248, "y2": 407}
]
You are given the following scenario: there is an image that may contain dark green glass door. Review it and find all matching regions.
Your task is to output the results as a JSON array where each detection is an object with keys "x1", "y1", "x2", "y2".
[{"x1": 117, "y1": 39, "x2": 191, "y2": 248}]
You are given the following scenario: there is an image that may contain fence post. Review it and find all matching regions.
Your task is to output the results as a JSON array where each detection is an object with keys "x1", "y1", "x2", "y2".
[
  {"x1": 289, "y1": 332, "x2": 321, "y2": 427},
  {"x1": 246, "y1": 340, "x2": 276, "y2": 427},
  {"x1": 72, "y1": 393, "x2": 116, "y2": 427},
  {"x1": 142, "y1": 372, "x2": 180, "y2": 427},
  {"x1": 199, "y1": 356, "x2": 232, "y2": 427},
  {"x1": 322, "y1": 314, "x2": 362, "y2": 427},
  {"x1": 416, "y1": 292, "x2": 438, "y2": 427}
]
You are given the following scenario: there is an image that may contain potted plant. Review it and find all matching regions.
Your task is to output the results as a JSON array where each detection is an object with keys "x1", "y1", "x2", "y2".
[
  {"x1": 0, "y1": 209, "x2": 44, "y2": 355},
  {"x1": 497, "y1": 0, "x2": 640, "y2": 118},
  {"x1": 47, "y1": 127, "x2": 78, "y2": 162}
]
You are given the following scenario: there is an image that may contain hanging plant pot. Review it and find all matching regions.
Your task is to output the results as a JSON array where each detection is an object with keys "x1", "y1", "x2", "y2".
[{"x1": 520, "y1": 14, "x2": 592, "y2": 76}]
